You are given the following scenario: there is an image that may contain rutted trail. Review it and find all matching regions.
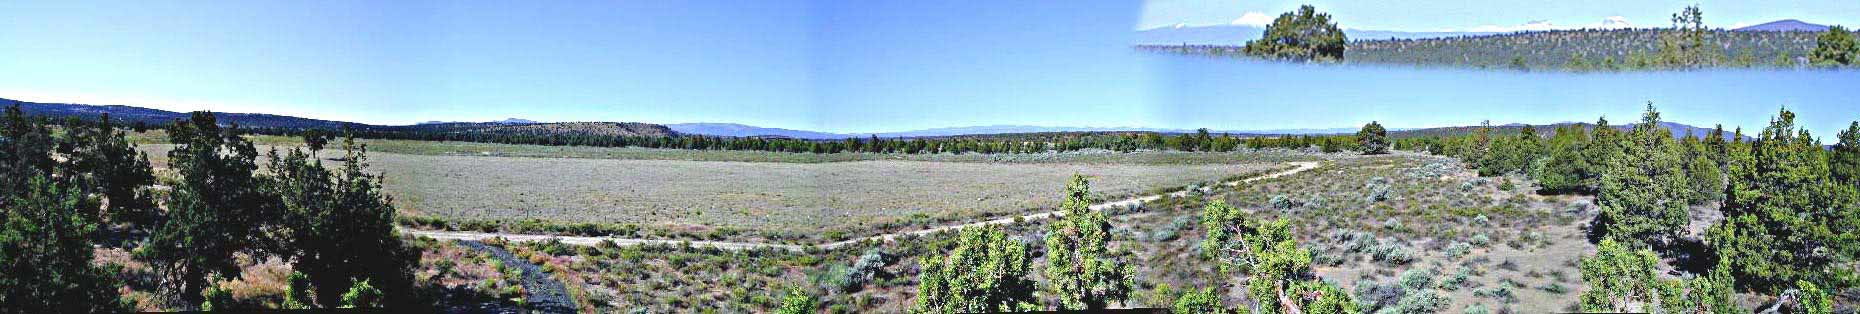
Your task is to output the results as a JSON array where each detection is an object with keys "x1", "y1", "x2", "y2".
[{"x1": 406, "y1": 161, "x2": 1322, "y2": 251}]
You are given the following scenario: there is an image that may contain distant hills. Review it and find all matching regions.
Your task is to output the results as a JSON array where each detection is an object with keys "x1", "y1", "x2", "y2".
[
  {"x1": 7, "y1": 97, "x2": 1742, "y2": 141},
  {"x1": 419, "y1": 118, "x2": 537, "y2": 125},
  {"x1": 1733, "y1": 19, "x2": 1830, "y2": 32},
  {"x1": 6, "y1": 97, "x2": 362, "y2": 129},
  {"x1": 5, "y1": 98, "x2": 673, "y2": 137},
  {"x1": 665, "y1": 123, "x2": 847, "y2": 140}
]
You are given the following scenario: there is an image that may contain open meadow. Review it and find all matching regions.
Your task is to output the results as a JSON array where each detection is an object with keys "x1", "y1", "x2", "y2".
[
  {"x1": 134, "y1": 137, "x2": 1311, "y2": 242},
  {"x1": 465, "y1": 153, "x2": 1616, "y2": 312}
]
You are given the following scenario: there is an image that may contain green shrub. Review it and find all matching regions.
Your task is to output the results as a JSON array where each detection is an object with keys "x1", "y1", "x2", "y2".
[
  {"x1": 1444, "y1": 242, "x2": 1472, "y2": 260},
  {"x1": 1398, "y1": 268, "x2": 1438, "y2": 291}
]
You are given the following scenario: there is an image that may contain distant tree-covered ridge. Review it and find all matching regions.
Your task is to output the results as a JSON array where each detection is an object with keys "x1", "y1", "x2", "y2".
[{"x1": 1143, "y1": 5, "x2": 1860, "y2": 71}]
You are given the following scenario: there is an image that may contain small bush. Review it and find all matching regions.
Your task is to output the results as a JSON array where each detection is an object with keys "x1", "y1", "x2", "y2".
[
  {"x1": 1444, "y1": 242, "x2": 1473, "y2": 260},
  {"x1": 1365, "y1": 179, "x2": 1392, "y2": 203},
  {"x1": 1352, "y1": 280, "x2": 1404, "y2": 311},
  {"x1": 1472, "y1": 286, "x2": 1516, "y2": 304},
  {"x1": 1398, "y1": 268, "x2": 1438, "y2": 291},
  {"x1": 1372, "y1": 243, "x2": 1415, "y2": 266},
  {"x1": 1151, "y1": 216, "x2": 1195, "y2": 242},
  {"x1": 1393, "y1": 289, "x2": 1450, "y2": 313},
  {"x1": 825, "y1": 248, "x2": 891, "y2": 293},
  {"x1": 1537, "y1": 283, "x2": 1568, "y2": 294},
  {"x1": 1464, "y1": 303, "x2": 1490, "y2": 314},
  {"x1": 1269, "y1": 194, "x2": 1297, "y2": 209},
  {"x1": 1460, "y1": 178, "x2": 1487, "y2": 191},
  {"x1": 1439, "y1": 268, "x2": 1472, "y2": 291},
  {"x1": 1470, "y1": 233, "x2": 1491, "y2": 247}
]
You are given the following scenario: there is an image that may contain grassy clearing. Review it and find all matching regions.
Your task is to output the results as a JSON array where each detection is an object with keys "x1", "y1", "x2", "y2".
[
  {"x1": 488, "y1": 154, "x2": 1687, "y2": 312},
  {"x1": 135, "y1": 140, "x2": 1298, "y2": 242},
  {"x1": 372, "y1": 153, "x2": 1282, "y2": 242}
]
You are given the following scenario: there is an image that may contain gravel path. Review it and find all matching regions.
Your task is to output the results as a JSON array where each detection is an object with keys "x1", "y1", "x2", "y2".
[
  {"x1": 408, "y1": 161, "x2": 1322, "y2": 251},
  {"x1": 455, "y1": 241, "x2": 577, "y2": 314}
]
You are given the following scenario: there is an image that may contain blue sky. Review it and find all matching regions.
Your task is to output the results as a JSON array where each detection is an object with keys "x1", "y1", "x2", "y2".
[{"x1": 0, "y1": 1, "x2": 1855, "y2": 138}]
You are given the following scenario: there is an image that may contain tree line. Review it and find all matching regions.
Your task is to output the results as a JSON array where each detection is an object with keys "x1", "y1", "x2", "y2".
[
  {"x1": 1403, "y1": 103, "x2": 1857, "y2": 312},
  {"x1": 0, "y1": 104, "x2": 419, "y2": 312}
]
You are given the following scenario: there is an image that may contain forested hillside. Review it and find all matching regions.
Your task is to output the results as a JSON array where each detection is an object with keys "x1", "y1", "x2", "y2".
[
  {"x1": 1347, "y1": 29, "x2": 1818, "y2": 70},
  {"x1": 1139, "y1": 29, "x2": 1821, "y2": 70}
]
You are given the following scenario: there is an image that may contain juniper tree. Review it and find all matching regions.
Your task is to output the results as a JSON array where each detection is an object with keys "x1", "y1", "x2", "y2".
[
  {"x1": 1579, "y1": 239, "x2": 1735, "y2": 313},
  {"x1": 268, "y1": 137, "x2": 418, "y2": 307},
  {"x1": 1356, "y1": 121, "x2": 1389, "y2": 155},
  {"x1": 1832, "y1": 121, "x2": 1860, "y2": 187},
  {"x1": 139, "y1": 112, "x2": 278, "y2": 306},
  {"x1": 1709, "y1": 108, "x2": 1860, "y2": 293},
  {"x1": 1594, "y1": 103, "x2": 1692, "y2": 248},
  {"x1": 55, "y1": 114, "x2": 157, "y2": 227},
  {"x1": 1, "y1": 104, "x2": 56, "y2": 198},
  {"x1": 1242, "y1": 5, "x2": 1346, "y2": 62},
  {"x1": 1042, "y1": 174, "x2": 1134, "y2": 310},
  {"x1": 1199, "y1": 201, "x2": 1355, "y2": 314},
  {"x1": 1810, "y1": 25, "x2": 1858, "y2": 67},
  {"x1": 0, "y1": 176, "x2": 123, "y2": 313},
  {"x1": 911, "y1": 227, "x2": 1038, "y2": 313},
  {"x1": 1681, "y1": 133, "x2": 1725, "y2": 204},
  {"x1": 1532, "y1": 124, "x2": 1595, "y2": 194}
]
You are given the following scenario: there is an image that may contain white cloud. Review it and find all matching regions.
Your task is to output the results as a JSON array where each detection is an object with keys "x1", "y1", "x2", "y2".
[
  {"x1": 1461, "y1": 16, "x2": 1635, "y2": 33},
  {"x1": 1230, "y1": 12, "x2": 1273, "y2": 27},
  {"x1": 1597, "y1": 16, "x2": 1633, "y2": 29}
]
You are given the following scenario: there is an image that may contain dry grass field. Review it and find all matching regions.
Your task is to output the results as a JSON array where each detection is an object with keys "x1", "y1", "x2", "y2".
[
  {"x1": 498, "y1": 153, "x2": 1766, "y2": 313},
  {"x1": 133, "y1": 137, "x2": 1309, "y2": 241}
]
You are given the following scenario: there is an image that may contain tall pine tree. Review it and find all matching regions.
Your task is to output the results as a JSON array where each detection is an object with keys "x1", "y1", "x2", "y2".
[{"x1": 1594, "y1": 104, "x2": 1692, "y2": 248}]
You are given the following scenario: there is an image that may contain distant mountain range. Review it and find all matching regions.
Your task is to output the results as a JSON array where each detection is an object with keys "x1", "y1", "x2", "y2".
[
  {"x1": 419, "y1": 118, "x2": 538, "y2": 125},
  {"x1": 1732, "y1": 19, "x2": 1830, "y2": 32},
  {"x1": 665, "y1": 123, "x2": 846, "y2": 139},
  {"x1": 7, "y1": 97, "x2": 1742, "y2": 141}
]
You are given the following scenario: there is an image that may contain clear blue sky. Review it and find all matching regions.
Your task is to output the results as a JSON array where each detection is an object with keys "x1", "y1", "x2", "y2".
[
  {"x1": 1, "y1": 1, "x2": 1855, "y2": 138},
  {"x1": 1139, "y1": 0, "x2": 1860, "y2": 31}
]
